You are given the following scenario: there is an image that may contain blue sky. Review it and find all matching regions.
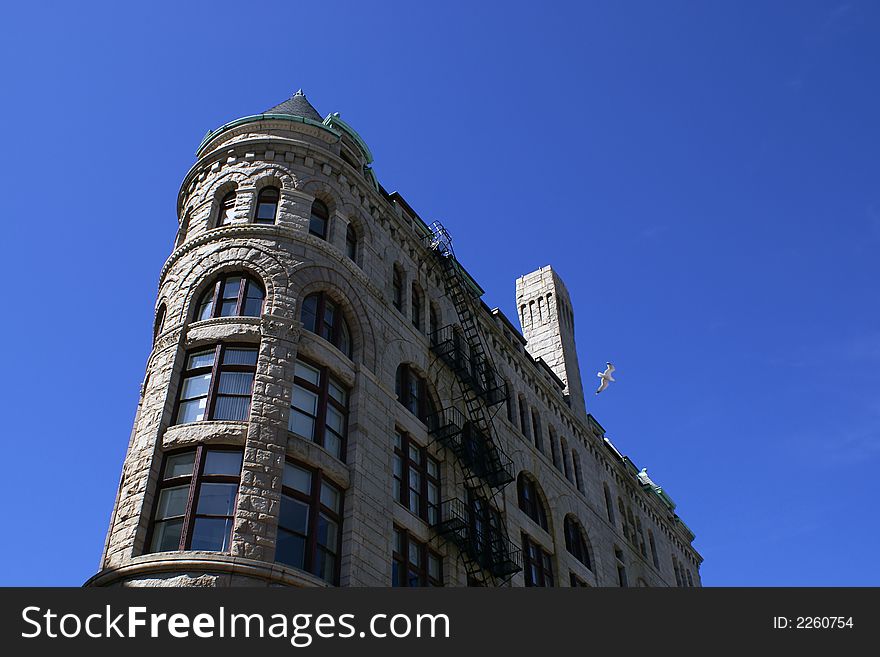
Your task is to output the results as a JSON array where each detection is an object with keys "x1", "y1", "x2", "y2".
[{"x1": 1, "y1": 0, "x2": 878, "y2": 586}]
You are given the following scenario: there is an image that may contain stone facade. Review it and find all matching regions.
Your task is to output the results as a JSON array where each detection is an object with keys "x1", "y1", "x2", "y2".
[{"x1": 87, "y1": 91, "x2": 702, "y2": 588}]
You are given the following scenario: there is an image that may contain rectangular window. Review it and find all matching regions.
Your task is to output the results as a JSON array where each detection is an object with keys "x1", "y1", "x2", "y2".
[
  {"x1": 289, "y1": 357, "x2": 348, "y2": 461},
  {"x1": 522, "y1": 533, "x2": 554, "y2": 587},
  {"x1": 393, "y1": 431, "x2": 440, "y2": 525},
  {"x1": 276, "y1": 460, "x2": 343, "y2": 585},
  {"x1": 174, "y1": 345, "x2": 257, "y2": 424},
  {"x1": 147, "y1": 447, "x2": 243, "y2": 554},
  {"x1": 392, "y1": 526, "x2": 443, "y2": 587}
]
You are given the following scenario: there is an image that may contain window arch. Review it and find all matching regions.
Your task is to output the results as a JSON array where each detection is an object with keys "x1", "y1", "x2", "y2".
[
  {"x1": 218, "y1": 191, "x2": 237, "y2": 226},
  {"x1": 395, "y1": 364, "x2": 437, "y2": 423},
  {"x1": 564, "y1": 515, "x2": 592, "y2": 570},
  {"x1": 254, "y1": 186, "x2": 280, "y2": 224},
  {"x1": 153, "y1": 303, "x2": 167, "y2": 342},
  {"x1": 411, "y1": 282, "x2": 423, "y2": 331},
  {"x1": 517, "y1": 472, "x2": 548, "y2": 531},
  {"x1": 300, "y1": 292, "x2": 352, "y2": 357},
  {"x1": 309, "y1": 199, "x2": 329, "y2": 239},
  {"x1": 195, "y1": 273, "x2": 265, "y2": 321},
  {"x1": 346, "y1": 224, "x2": 358, "y2": 262}
]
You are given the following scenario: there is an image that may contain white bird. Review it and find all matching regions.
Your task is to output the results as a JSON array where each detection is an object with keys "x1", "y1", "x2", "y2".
[{"x1": 595, "y1": 362, "x2": 615, "y2": 394}]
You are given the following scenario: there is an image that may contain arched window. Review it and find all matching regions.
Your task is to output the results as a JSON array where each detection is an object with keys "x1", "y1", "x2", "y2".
[
  {"x1": 549, "y1": 425, "x2": 561, "y2": 471},
  {"x1": 505, "y1": 381, "x2": 515, "y2": 424},
  {"x1": 531, "y1": 410, "x2": 544, "y2": 453},
  {"x1": 603, "y1": 483, "x2": 615, "y2": 523},
  {"x1": 518, "y1": 395, "x2": 530, "y2": 438},
  {"x1": 561, "y1": 437, "x2": 572, "y2": 481},
  {"x1": 649, "y1": 530, "x2": 660, "y2": 569},
  {"x1": 195, "y1": 274, "x2": 265, "y2": 321},
  {"x1": 300, "y1": 292, "x2": 352, "y2": 357},
  {"x1": 392, "y1": 266, "x2": 403, "y2": 311},
  {"x1": 572, "y1": 451, "x2": 584, "y2": 493},
  {"x1": 153, "y1": 304, "x2": 166, "y2": 342},
  {"x1": 309, "y1": 199, "x2": 329, "y2": 239},
  {"x1": 411, "y1": 283, "x2": 423, "y2": 330},
  {"x1": 564, "y1": 516, "x2": 592, "y2": 570},
  {"x1": 175, "y1": 212, "x2": 190, "y2": 248},
  {"x1": 276, "y1": 460, "x2": 343, "y2": 584},
  {"x1": 395, "y1": 364, "x2": 436, "y2": 423},
  {"x1": 218, "y1": 191, "x2": 236, "y2": 226},
  {"x1": 255, "y1": 186, "x2": 279, "y2": 224},
  {"x1": 346, "y1": 224, "x2": 357, "y2": 261},
  {"x1": 517, "y1": 472, "x2": 548, "y2": 531}
]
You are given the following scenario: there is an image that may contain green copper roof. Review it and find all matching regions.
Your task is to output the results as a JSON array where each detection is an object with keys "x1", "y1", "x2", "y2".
[{"x1": 323, "y1": 112, "x2": 374, "y2": 164}]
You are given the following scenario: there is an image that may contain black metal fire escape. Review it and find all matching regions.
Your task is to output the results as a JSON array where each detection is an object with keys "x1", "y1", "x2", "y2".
[{"x1": 423, "y1": 220, "x2": 521, "y2": 585}]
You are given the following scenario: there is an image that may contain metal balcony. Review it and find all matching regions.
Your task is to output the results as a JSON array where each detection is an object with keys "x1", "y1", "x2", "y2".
[
  {"x1": 429, "y1": 325, "x2": 507, "y2": 407},
  {"x1": 431, "y1": 498, "x2": 522, "y2": 579},
  {"x1": 428, "y1": 408, "x2": 515, "y2": 489}
]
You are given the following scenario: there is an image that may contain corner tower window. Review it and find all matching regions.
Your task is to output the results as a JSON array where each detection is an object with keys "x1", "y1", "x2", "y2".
[
  {"x1": 174, "y1": 344, "x2": 258, "y2": 424},
  {"x1": 276, "y1": 461, "x2": 343, "y2": 584},
  {"x1": 346, "y1": 225, "x2": 357, "y2": 262},
  {"x1": 255, "y1": 187, "x2": 280, "y2": 224},
  {"x1": 147, "y1": 446, "x2": 243, "y2": 554},
  {"x1": 196, "y1": 274, "x2": 265, "y2": 321},
  {"x1": 219, "y1": 192, "x2": 236, "y2": 226},
  {"x1": 310, "y1": 199, "x2": 329, "y2": 239},
  {"x1": 300, "y1": 292, "x2": 352, "y2": 357}
]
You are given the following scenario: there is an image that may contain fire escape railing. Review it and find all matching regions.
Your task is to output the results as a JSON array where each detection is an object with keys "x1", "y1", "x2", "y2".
[
  {"x1": 429, "y1": 326, "x2": 507, "y2": 407},
  {"x1": 431, "y1": 498, "x2": 522, "y2": 580},
  {"x1": 428, "y1": 408, "x2": 514, "y2": 489}
]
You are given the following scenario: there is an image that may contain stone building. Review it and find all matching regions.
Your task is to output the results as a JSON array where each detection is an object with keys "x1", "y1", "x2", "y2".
[{"x1": 87, "y1": 90, "x2": 702, "y2": 588}]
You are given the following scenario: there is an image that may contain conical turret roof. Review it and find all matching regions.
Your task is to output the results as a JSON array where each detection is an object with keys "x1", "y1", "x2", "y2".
[{"x1": 265, "y1": 89, "x2": 323, "y2": 122}]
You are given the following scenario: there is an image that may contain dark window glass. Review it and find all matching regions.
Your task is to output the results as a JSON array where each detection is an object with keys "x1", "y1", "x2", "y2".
[
  {"x1": 411, "y1": 283, "x2": 422, "y2": 330},
  {"x1": 570, "y1": 572, "x2": 589, "y2": 587},
  {"x1": 522, "y1": 533, "x2": 554, "y2": 587},
  {"x1": 393, "y1": 431, "x2": 440, "y2": 525},
  {"x1": 219, "y1": 192, "x2": 236, "y2": 226},
  {"x1": 531, "y1": 410, "x2": 543, "y2": 453},
  {"x1": 517, "y1": 473, "x2": 548, "y2": 531},
  {"x1": 174, "y1": 344, "x2": 257, "y2": 424},
  {"x1": 276, "y1": 461, "x2": 343, "y2": 585},
  {"x1": 616, "y1": 547, "x2": 628, "y2": 587},
  {"x1": 153, "y1": 304, "x2": 166, "y2": 342},
  {"x1": 147, "y1": 447, "x2": 242, "y2": 554},
  {"x1": 195, "y1": 274, "x2": 265, "y2": 321},
  {"x1": 429, "y1": 304, "x2": 439, "y2": 338},
  {"x1": 255, "y1": 186, "x2": 279, "y2": 224},
  {"x1": 392, "y1": 527, "x2": 442, "y2": 587},
  {"x1": 564, "y1": 516, "x2": 591, "y2": 570},
  {"x1": 299, "y1": 292, "x2": 352, "y2": 357},
  {"x1": 309, "y1": 200, "x2": 329, "y2": 239},
  {"x1": 395, "y1": 365, "x2": 436, "y2": 423},
  {"x1": 290, "y1": 357, "x2": 348, "y2": 461},
  {"x1": 392, "y1": 267, "x2": 403, "y2": 311},
  {"x1": 346, "y1": 225, "x2": 357, "y2": 261}
]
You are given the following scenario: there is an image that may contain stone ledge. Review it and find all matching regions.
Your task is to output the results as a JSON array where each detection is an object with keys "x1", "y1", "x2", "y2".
[
  {"x1": 162, "y1": 421, "x2": 248, "y2": 450},
  {"x1": 84, "y1": 552, "x2": 329, "y2": 588}
]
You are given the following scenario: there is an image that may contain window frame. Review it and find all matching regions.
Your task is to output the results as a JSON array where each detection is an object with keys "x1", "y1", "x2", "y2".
[
  {"x1": 289, "y1": 356, "x2": 349, "y2": 461},
  {"x1": 522, "y1": 533, "x2": 554, "y2": 587},
  {"x1": 410, "y1": 282, "x2": 423, "y2": 330},
  {"x1": 393, "y1": 430, "x2": 440, "y2": 525},
  {"x1": 392, "y1": 526, "x2": 443, "y2": 587},
  {"x1": 517, "y1": 473, "x2": 548, "y2": 531},
  {"x1": 195, "y1": 273, "x2": 265, "y2": 321},
  {"x1": 254, "y1": 186, "x2": 280, "y2": 224},
  {"x1": 276, "y1": 459, "x2": 344, "y2": 585},
  {"x1": 392, "y1": 266, "x2": 403, "y2": 312},
  {"x1": 173, "y1": 343, "x2": 258, "y2": 425},
  {"x1": 564, "y1": 515, "x2": 592, "y2": 570},
  {"x1": 218, "y1": 191, "x2": 236, "y2": 226},
  {"x1": 309, "y1": 199, "x2": 329, "y2": 239},
  {"x1": 145, "y1": 445, "x2": 243, "y2": 554},
  {"x1": 395, "y1": 364, "x2": 435, "y2": 424},
  {"x1": 300, "y1": 291, "x2": 352, "y2": 357}
]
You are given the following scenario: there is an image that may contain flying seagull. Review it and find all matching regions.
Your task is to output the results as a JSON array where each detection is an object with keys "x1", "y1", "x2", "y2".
[{"x1": 596, "y1": 362, "x2": 615, "y2": 394}]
